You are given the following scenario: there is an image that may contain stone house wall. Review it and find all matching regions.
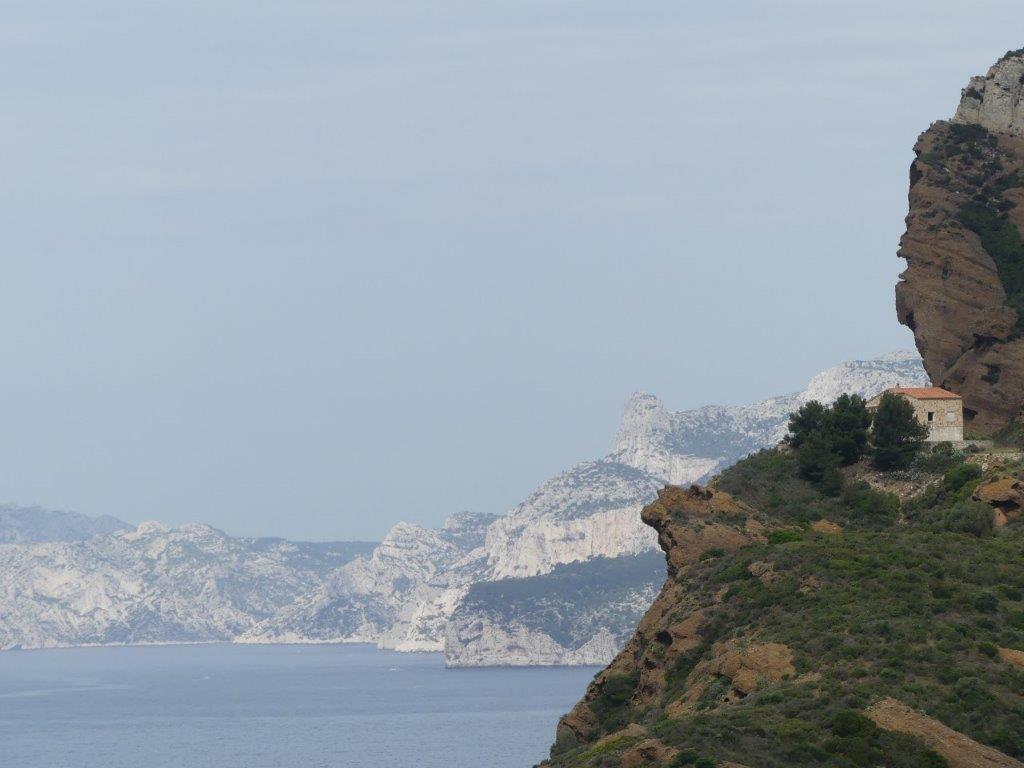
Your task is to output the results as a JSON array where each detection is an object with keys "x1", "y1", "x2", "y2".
[{"x1": 866, "y1": 392, "x2": 964, "y2": 442}]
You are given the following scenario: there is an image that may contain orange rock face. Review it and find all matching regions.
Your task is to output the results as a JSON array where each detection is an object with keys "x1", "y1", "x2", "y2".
[
  {"x1": 866, "y1": 697, "x2": 1024, "y2": 768},
  {"x1": 999, "y1": 647, "x2": 1024, "y2": 668},
  {"x1": 896, "y1": 52, "x2": 1024, "y2": 435},
  {"x1": 551, "y1": 485, "x2": 764, "y2": 752}
]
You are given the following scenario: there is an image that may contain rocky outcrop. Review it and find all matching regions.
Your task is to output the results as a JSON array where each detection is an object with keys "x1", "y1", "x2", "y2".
[
  {"x1": 954, "y1": 51, "x2": 1024, "y2": 137},
  {"x1": 866, "y1": 698, "x2": 1024, "y2": 768},
  {"x1": 543, "y1": 472, "x2": 1024, "y2": 765},
  {"x1": 973, "y1": 476, "x2": 1024, "y2": 526},
  {"x1": 481, "y1": 461, "x2": 661, "y2": 580},
  {"x1": 665, "y1": 640, "x2": 795, "y2": 715},
  {"x1": 553, "y1": 485, "x2": 763, "y2": 747},
  {"x1": 999, "y1": 646, "x2": 1024, "y2": 668},
  {"x1": 898, "y1": 50, "x2": 1024, "y2": 434}
]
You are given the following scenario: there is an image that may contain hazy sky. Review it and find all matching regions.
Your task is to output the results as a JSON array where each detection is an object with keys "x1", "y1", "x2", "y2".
[{"x1": 1, "y1": 1, "x2": 1020, "y2": 540}]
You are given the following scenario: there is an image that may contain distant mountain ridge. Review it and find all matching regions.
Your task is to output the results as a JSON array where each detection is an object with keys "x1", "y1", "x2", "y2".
[
  {"x1": 610, "y1": 350, "x2": 929, "y2": 485},
  {"x1": 0, "y1": 351, "x2": 929, "y2": 659},
  {"x1": 0, "y1": 504, "x2": 130, "y2": 543},
  {"x1": 443, "y1": 350, "x2": 929, "y2": 665},
  {"x1": 0, "y1": 521, "x2": 375, "y2": 650}
]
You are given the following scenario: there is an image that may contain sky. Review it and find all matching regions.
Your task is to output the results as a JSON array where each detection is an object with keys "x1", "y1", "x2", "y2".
[{"x1": 1, "y1": 1, "x2": 1021, "y2": 541}]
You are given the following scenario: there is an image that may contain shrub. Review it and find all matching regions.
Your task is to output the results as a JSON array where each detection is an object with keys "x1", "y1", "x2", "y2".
[
  {"x1": 940, "y1": 501, "x2": 994, "y2": 537},
  {"x1": 840, "y1": 482, "x2": 900, "y2": 529},
  {"x1": 768, "y1": 530, "x2": 804, "y2": 545},
  {"x1": 589, "y1": 673, "x2": 637, "y2": 735},
  {"x1": 999, "y1": 585, "x2": 1023, "y2": 601},
  {"x1": 943, "y1": 463, "x2": 982, "y2": 493},
  {"x1": 974, "y1": 592, "x2": 999, "y2": 613},
  {"x1": 670, "y1": 750, "x2": 698, "y2": 766},
  {"x1": 994, "y1": 419, "x2": 1024, "y2": 449},
  {"x1": 959, "y1": 199, "x2": 1024, "y2": 328},
  {"x1": 831, "y1": 710, "x2": 874, "y2": 737},
  {"x1": 915, "y1": 443, "x2": 966, "y2": 474}
]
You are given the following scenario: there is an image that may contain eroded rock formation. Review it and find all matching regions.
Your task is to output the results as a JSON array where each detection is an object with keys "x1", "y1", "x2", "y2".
[
  {"x1": 898, "y1": 49, "x2": 1024, "y2": 434},
  {"x1": 553, "y1": 485, "x2": 764, "y2": 748}
]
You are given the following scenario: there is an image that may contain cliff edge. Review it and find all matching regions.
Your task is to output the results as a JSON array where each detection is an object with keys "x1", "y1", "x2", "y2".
[
  {"x1": 898, "y1": 49, "x2": 1024, "y2": 435},
  {"x1": 541, "y1": 448, "x2": 1024, "y2": 767}
]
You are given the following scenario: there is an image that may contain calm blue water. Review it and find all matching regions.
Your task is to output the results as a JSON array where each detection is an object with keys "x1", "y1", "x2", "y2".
[{"x1": 0, "y1": 643, "x2": 598, "y2": 768}]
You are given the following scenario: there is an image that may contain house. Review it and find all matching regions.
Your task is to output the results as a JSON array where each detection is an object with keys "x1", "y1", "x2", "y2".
[{"x1": 866, "y1": 387, "x2": 964, "y2": 443}]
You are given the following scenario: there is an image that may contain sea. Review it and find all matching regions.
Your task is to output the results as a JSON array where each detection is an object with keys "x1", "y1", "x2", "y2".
[{"x1": 0, "y1": 643, "x2": 597, "y2": 768}]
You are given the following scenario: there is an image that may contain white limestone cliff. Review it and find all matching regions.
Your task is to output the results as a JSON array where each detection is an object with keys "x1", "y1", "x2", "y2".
[
  {"x1": 954, "y1": 49, "x2": 1024, "y2": 136},
  {"x1": 444, "y1": 620, "x2": 621, "y2": 667},
  {"x1": 0, "y1": 351, "x2": 930, "y2": 660}
]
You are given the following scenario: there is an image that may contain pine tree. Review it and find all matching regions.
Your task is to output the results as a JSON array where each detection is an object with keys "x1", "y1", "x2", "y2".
[
  {"x1": 797, "y1": 430, "x2": 839, "y2": 485},
  {"x1": 787, "y1": 401, "x2": 827, "y2": 448},
  {"x1": 826, "y1": 394, "x2": 872, "y2": 465},
  {"x1": 871, "y1": 392, "x2": 930, "y2": 470}
]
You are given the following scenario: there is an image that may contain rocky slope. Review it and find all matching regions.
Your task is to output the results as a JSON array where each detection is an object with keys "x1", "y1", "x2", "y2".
[
  {"x1": 445, "y1": 553, "x2": 665, "y2": 667},
  {"x1": 0, "y1": 522, "x2": 373, "y2": 650},
  {"x1": 542, "y1": 450, "x2": 1024, "y2": 767},
  {"x1": 898, "y1": 49, "x2": 1024, "y2": 435},
  {"x1": 245, "y1": 512, "x2": 496, "y2": 651}
]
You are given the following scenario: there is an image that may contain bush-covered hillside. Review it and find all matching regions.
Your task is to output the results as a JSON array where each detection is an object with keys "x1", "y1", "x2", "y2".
[
  {"x1": 542, "y1": 447, "x2": 1024, "y2": 768},
  {"x1": 459, "y1": 553, "x2": 665, "y2": 649}
]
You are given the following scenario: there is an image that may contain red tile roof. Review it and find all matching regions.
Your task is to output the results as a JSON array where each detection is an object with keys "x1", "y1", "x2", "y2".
[{"x1": 888, "y1": 387, "x2": 962, "y2": 400}]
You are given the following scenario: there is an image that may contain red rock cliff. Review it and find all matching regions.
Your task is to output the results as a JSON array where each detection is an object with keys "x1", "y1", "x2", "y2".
[{"x1": 897, "y1": 49, "x2": 1024, "y2": 435}]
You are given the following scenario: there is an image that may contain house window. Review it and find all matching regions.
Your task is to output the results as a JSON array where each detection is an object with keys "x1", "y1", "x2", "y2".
[{"x1": 927, "y1": 411, "x2": 934, "y2": 422}]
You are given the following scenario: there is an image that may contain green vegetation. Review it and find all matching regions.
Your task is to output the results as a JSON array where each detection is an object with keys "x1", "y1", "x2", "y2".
[
  {"x1": 547, "y1": 444, "x2": 1024, "y2": 768},
  {"x1": 913, "y1": 441, "x2": 964, "y2": 473},
  {"x1": 787, "y1": 395, "x2": 871, "y2": 468},
  {"x1": 902, "y1": 461, "x2": 992, "y2": 537},
  {"x1": 648, "y1": 696, "x2": 951, "y2": 768},
  {"x1": 646, "y1": 528, "x2": 1024, "y2": 764},
  {"x1": 994, "y1": 419, "x2": 1024, "y2": 449},
  {"x1": 714, "y1": 449, "x2": 898, "y2": 529},
  {"x1": 460, "y1": 552, "x2": 664, "y2": 647},
  {"x1": 588, "y1": 673, "x2": 638, "y2": 734},
  {"x1": 785, "y1": 392, "x2": 927, "y2": 487},
  {"x1": 786, "y1": 400, "x2": 828, "y2": 449},
  {"x1": 922, "y1": 121, "x2": 1024, "y2": 331},
  {"x1": 959, "y1": 201, "x2": 1024, "y2": 326},
  {"x1": 871, "y1": 393, "x2": 930, "y2": 470}
]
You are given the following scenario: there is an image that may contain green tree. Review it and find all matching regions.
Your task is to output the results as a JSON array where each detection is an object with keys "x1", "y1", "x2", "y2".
[
  {"x1": 826, "y1": 394, "x2": 872, "y2": 465},
  {"x1": 798, "y1": 430, "x2": 839, "y2": 486},
  {"x1": 871, "y1": 392, "x2": 930, "y2": 470},
  {"x1": 787, "y1": 400, "x2": 828, "y2": 448}
]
